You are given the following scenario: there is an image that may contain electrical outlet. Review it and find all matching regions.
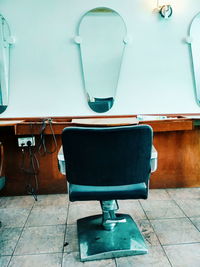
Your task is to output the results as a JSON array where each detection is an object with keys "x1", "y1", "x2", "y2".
[{"x1": 18, "y1": 137, "x2": 35, "y2": 147}]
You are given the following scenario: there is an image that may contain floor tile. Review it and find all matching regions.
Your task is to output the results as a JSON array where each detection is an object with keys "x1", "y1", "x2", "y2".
[
  {"x1": 167, "y1": 188, "x2": 200, "y2": 200},
  {"x1": 190, "y1": 216, "x2": 200, "y2": 231},
  {"x1": 115, "y1": 246, "x2": 171, "y2": 267},
  {"x1": 118, "y1": 200, "x2": 147, "y2": 220},
  {"x1": 148, "y1": 189, "x2": 171, "y2": 200},
  {"x1": 67, "y1": 201, "x2": 101, "y2": 224},
  {"x1": 0, "y1": 256, "x2": 11, "y2": 267},
  {"x1": 164, "y1": 243, "x2": 200, "y2": 267},
  {"x1": 64, "y1": 224, "x2": 78, "y2": 253},
  {"x1": 8, "y1": 253, "x2": 62, "y2": 267},
  {"x1": 14, "y1": 225, "x2": 65, "y2": 255},
  {"x1": 151, "y1": 218, "x2": 200, "y2": 245},
  {"x1": 175, "y1": 199, "x2": 200, "y2": 217},
  {"x1": 136, "y1": 219, "x2": 160, "y2": 246},
  {"x1": 62, "y1": 252, "x2": 116, "y2": 267},
  {"x1": 0, "y1": 196, "x2": 35, "y2": 208},
  {"x1": 0, "y1": 227, "x2": 22, "y2": 256},
  {"x1": 35, "y1": 194, "x2": 68, "y2": 208},
  {"x1": 1, "y1": 190, "x2": 200, "y2": 267},
  {"x1": 26, "y1": 205, "x2": 68, "y2": 226},
  {"x1": 0, "y1": 208, "x2": 31, "y2": 228},
  {"x1": 140, "y1": 200, "x2": 185, "y2": 219}
]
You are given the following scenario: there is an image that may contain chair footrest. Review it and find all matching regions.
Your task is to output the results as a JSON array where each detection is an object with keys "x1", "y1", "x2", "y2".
[{"x1": 77, "y1": 214, "x2": 148, "y2": 261}]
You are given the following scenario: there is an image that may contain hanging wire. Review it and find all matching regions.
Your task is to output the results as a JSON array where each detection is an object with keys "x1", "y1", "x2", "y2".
[
  {"x1": 20, "y1": 144, "x2": 39, "y2": 201},
  {"x1": 38, "y1": 118, "x2": 58, "y2": 156},
  {"x1": 20, "y1": 118, "x2": 58, "y2": 200}
]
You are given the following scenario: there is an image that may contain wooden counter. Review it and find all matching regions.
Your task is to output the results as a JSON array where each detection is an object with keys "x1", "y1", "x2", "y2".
[
  {"x1": 0, "y1": 115, "x2": 199, "y2": 196},
  {"x1": 14, "y1": 117, "x2": 193, "y2": 135}
]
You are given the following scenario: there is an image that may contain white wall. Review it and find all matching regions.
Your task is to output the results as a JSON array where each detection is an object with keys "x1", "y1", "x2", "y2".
[{"x1": 0, "y1": 0, "x2": 200, "y2": 117}]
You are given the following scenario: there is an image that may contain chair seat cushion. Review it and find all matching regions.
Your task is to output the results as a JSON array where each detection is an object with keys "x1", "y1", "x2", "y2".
[{"x1": 69, "y1": 182, "x2": 148, "y2": 201}]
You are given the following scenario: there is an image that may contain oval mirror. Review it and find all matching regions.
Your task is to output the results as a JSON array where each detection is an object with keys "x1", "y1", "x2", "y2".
[
  {"x1": 190, "y1": 13, "x2": 200, "y2": 105},
  {"x1": 77, "y1": 7, "x2": 127, "y2": 113},
  {"x1": 0, "y1": 15, "x2": 12, "y2": 113}
]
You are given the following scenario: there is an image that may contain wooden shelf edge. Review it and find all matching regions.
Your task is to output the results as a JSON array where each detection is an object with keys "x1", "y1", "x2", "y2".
[
  {"x1": 140, "y1": 119, "x2": 194, "y2": 132},
  {"x1": 14, "y1": 118, "x2": 194, "y2": 135}
]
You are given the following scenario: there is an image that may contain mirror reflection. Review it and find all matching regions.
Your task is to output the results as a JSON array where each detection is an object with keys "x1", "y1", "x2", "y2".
[
  {"x1": 0, "y1": 15, "x2": 11, "y2": 113},
  {"x1": 77, "y1": 7, "x2": 127, "y2": 113},
  {"x1": 190, "y1": 12, "x2": 200, "y2": 105}
]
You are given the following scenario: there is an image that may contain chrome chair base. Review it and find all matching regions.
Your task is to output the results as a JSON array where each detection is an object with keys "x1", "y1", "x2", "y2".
[{"x1": 77, "y1": 213, "x2": 148, "y2": 262}]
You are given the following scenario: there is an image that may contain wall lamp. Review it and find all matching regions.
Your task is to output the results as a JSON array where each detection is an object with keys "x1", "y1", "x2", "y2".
[{"x1": 156, "y1": 1, "x2": 173, "y2": 19}]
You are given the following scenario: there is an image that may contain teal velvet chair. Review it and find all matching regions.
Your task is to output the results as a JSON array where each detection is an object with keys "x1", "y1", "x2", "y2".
[{"x1": 61, "y1": 125, "x2": 155, "y2": 261}]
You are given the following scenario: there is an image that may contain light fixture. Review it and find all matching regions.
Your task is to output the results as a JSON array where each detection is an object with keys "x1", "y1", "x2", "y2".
[
  {"x1": 156, "y1": 0, "x2": 173, "y2": 19},
  {"x1": 159, "y1": 4, "x2": 172, "y2": 18}
]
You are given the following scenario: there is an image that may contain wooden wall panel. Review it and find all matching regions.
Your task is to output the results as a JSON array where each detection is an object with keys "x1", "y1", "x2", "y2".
[{"x1": 150, "y1": 129, "x2": 200, "y2": 188}]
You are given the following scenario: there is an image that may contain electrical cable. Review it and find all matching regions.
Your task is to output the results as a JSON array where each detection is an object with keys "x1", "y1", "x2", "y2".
[
  {"x1": 20, "y1": 118, "x2": 57, "y2": 200},
  {"x1": 38, "y1": 118, "x2": 58, "y2": 156},
  {"x1": 20, "y1": 143, "x2": 39, "y2": 201}
]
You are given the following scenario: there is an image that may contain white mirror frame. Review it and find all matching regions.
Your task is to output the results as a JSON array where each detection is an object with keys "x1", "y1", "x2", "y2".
[
  {"x1": 76, "y1": 7, "x2": 127, "y2": 113},
  {"x1": 189, "y1": 12, "x2": 200, "y2": 105},
  {"x1": 0, "y1": 14, "x2": 14, "y2": 113}
]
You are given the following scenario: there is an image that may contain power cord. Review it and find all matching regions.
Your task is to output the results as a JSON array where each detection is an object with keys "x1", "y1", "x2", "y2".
[
  {"x1": 19, "y1": 118, "x2": 58, "y2": 200},
  {"x1": 38, "y1": 118, "x2": 58, "y2": 155},
  {"x1": 20, "y1": 143, "x2": 39, "y2": 201}
]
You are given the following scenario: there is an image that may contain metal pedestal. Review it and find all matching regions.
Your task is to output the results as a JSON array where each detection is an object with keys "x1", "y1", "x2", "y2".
[{"x1": 77, "y1": 213, "x2": 148, "y2": 261}]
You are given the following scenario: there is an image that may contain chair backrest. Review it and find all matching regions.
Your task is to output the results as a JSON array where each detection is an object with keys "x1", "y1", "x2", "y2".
[{"x1": 62, "y1": 125, "x2": 153, "y2": 187}]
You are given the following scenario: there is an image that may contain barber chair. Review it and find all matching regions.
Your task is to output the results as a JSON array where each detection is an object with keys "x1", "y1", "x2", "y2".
[{"x1": 61, "y1": 125, "x2": 157, "y2": 261}]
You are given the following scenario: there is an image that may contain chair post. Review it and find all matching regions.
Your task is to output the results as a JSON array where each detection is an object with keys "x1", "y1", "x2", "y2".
[{"x1": 101, "y1": 200, "x2": 126, "y2": 230}]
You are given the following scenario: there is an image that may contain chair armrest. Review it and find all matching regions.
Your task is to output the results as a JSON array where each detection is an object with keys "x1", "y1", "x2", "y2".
[
  {"x1": 58, "y1": 146, "x2": 66, "y2": 175},
  {"x1": 151, "y1": 145, "x2": 158, "y2": 172}
]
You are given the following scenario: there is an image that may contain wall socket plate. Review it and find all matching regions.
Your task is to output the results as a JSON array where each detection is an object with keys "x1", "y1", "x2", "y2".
[{"x1": 18, "y1": 137, "x2": 35, "y2": 147}]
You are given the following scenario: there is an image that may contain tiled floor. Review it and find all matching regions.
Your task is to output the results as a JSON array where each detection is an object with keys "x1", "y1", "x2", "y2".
[{"x1": 1, "y1": 188, "x2": 200, "y2": 267}]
